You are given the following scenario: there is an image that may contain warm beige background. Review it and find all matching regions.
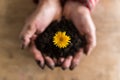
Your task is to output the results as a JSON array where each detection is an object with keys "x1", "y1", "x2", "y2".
[{"x1": 0, "y1": 0, "x2": 120, "y2": 80}]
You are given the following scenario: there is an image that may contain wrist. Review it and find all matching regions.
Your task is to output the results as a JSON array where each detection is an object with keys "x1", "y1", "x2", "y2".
[
  {"x1": 68, "y1": 0, "x2": 99, "y2": 12},
  {"x1": 63, "y1": 1, "x2": 90, "y2": 20},
  {"x1": 71, "y1": 5, "x2": 90, "y2": 19}
]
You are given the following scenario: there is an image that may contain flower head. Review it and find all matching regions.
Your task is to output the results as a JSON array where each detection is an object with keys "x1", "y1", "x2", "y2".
[{"x1": 53, "y1": 31, "x2": 71, "y2": 48}]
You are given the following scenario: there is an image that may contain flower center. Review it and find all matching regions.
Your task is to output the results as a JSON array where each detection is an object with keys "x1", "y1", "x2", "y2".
[{"x1": 59, "y1": 37, "x2": 64, "y2": 41}]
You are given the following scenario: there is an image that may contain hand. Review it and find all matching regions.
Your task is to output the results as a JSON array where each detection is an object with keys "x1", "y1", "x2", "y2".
[
  {"x1": 20, "y1": 0, "x2": 62, "y2": 69},
  {"x1": 61, "y1": 1, "x2": 96, "y2": 70}
]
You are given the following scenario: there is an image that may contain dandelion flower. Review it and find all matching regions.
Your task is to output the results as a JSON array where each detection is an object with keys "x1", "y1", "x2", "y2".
[{"x1": 53, "y1": 31, "x2": 71, "y2": 48}]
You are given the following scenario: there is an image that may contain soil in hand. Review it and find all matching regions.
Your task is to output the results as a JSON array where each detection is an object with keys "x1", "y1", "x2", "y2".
[{"x1": 35, "y1": 17, "x2": 86, "y2": 59}]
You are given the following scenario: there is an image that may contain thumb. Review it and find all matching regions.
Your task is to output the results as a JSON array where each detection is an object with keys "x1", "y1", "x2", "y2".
[
  {"x1": 20, "y1": 24, "x2": 36, "y2": 49},
  {"x1": 84, "y1": 31, "x2": 96, "y2": 55}
]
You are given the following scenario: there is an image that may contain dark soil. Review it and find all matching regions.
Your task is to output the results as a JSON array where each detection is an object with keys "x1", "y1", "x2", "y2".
[{"x1": 35, "y1": 17, "x2": 86, "y2": 59}]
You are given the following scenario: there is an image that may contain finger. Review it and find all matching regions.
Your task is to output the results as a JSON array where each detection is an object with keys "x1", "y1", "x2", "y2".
[
  {"x1": 58, "y1": 57, "x2": 65, "y2": 64},
  {"x1": 29, "y1": 38, "x2": 45, "y2": 69},
  {"x1": 44, "y1": 56, "x2": 55, "y2": 70},
  {"x1": 62, "y1": 56, "x2": 73, "y2": 70},
  {"x1": 70, "y1": 5, "x2": 96, "y2": 55},
  {"x1": 84, "y1": 30, "x2": 96, "y2": 55},
  {"x1": 20, "y1": 24, "x2": 36, "y2": 49},
  {"x1": 53, "y1": 58, "x2": 57, "y2": 66},
  {"x1": 81, "y1": 11, "x2": 96, "y2": 55},
  {"x1": 70, "y1": 49, "x2": 83, "y2": 70}
]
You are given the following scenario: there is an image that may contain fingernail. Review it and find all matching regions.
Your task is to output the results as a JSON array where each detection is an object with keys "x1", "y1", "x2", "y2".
[
  {"x1": 62, "y1": 67, "x2": 66, "y2": 70},
  {"x1": 62, "y1": 67, "x2": 67, "y2": 70},
  {"x1": 40, "y1": 63, "x2": 45, "y2": 69},
  {"x1": 84, "y1": 50, "x2": 91, "y2": 56},
  {"x1": 84, "y1": 48, "x2": 88, "y2": 55},
  {"x1": 70, "y1": 64, "x2": 77, "y2": 70},
  {"x1": 46, "y1": 62, "x2": 55, "y2": 70},
  {"x1": 84, "y1": 52, "x2": 88, "y2": 55},
  {"x1": 36, "y1": 60, "x2": 44, "y2": 69},
  {"x1": 47, "y1": 64, "x2": 54, "y2": 70}
]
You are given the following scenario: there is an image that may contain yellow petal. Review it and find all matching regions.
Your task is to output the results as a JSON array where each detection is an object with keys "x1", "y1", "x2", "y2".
[{"x1": 53, "y1": 31, "x2": 71, "y2": 48}]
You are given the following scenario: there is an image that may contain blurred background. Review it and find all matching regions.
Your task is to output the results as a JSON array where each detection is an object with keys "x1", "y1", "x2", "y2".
[{"x1": 0, "y1": 0, "x2": 120, "y2": 80}]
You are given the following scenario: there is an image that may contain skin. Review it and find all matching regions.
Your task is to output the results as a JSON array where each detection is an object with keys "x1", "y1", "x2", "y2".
[
  {"x1": 20, "y1": 0, "x2": 96, "y2": 70},
  {"x1": 62, "y1": 1, "x2": 96, "y2": 70},
  {"x1": 20, "y1": 0, "x2": 62, "y2": 69}
]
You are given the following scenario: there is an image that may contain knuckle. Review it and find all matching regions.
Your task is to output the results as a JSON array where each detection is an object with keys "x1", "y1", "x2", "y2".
[
  {"x1": 63, "y1": 64, "x2": 69, "y2": 69},
  {"x1": 88, "y1": 38, "x2": 96, "y2": 47},
  {"x1": 45, "y1": 57, "x2": 54, "y2": 64},
  {"x1": 27, "y1": 24, "x2": 35, "y2": 30},
  {"x1": 67, "y1": 56, "x2": 73, "y2": 60},
  {"x1": 34, "y1": 55, "x2": 39, "y2": 60},
  {"x1": 64, "y1": 64, "x2": 68, "y2": 68},
  {"x1": 88, "y1": 42, "x2": 96, "y2": 49},
  {"x1": 19, "y1": 35, "x2": 27, "y2": 45},
  {"x1": 63, "y1": 61, "x2": 69, "y2": 68},
  {"x1": 34, "y1": 54, "x2": 42, "y2": 60},
  {"x1": 20, "y1": 29, "x2": 31, "y2": 41},
  {"x1": 73, "y1": 59, "x2": 80, "y2": 65},
  {"x1": 22, "y1": 35, "x2": 29, "y2": 43}
]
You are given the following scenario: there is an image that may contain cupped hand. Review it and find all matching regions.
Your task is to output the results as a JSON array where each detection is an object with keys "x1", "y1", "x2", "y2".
[
  {"x1": 61, "y1": 1, "x2": 96, "y2": 70},
  {"x1": 20, "y1": 0, "x2": 62, "y2": 69}
]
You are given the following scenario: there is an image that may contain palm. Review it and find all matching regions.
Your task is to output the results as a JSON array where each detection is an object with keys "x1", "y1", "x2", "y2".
[
  {"x1": 20, "y1": 0, "x2": 62, "y2": 69},
  {"x1": 61, "y1": 1, "x2": 96, "y2": 70}
]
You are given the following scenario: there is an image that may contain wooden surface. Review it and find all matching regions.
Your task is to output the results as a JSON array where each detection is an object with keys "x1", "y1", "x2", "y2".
[{"x1": 0, "y1": 0, "x2": 120, "y2": 80}]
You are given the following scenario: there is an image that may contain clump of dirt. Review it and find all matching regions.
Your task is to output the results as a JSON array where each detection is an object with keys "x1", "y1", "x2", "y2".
[{"x1": 35, "y1": 17, "x2": 86, "y2": 59}]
